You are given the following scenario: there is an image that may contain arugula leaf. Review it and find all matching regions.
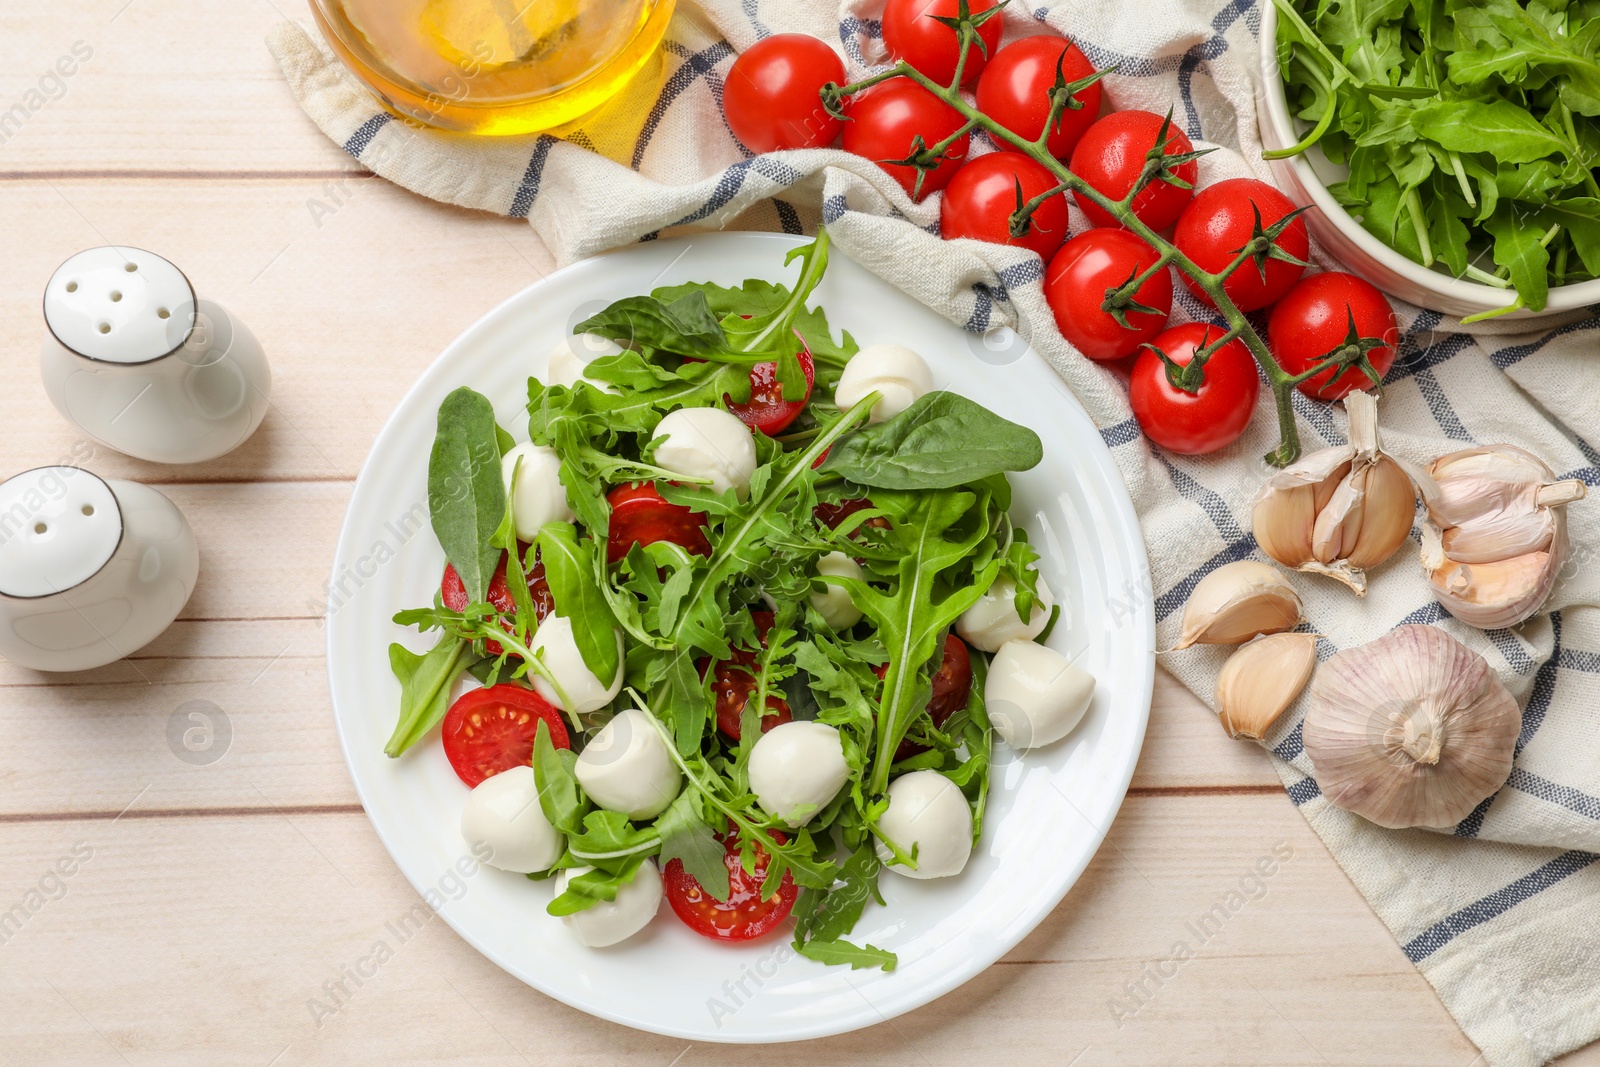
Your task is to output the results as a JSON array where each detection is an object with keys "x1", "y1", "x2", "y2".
[
  {"x1": 821, "y1": 392, "x2": 1043, "y2": 490},
  {"x1": 654, "y1": 788, "x2": 729, "y2": 901},
  {"x1": 384, "y1": 635, "x2": 468, "y2": 757},
  {"x1": 533, "y1": 720, "x2": 588, "y2": 835},
  {"x1": 547, "y1": 854, "x2": 647, "y2": 916},
  {"x1": 536, "y1": 521, "x2": 620, "y2": 683},
  {"x1": 1412, "y1": 100, "x2": 1567, "y2": 164},
  {"x1": 429, "y1": 387, "x2": 506, "y2": 603},
  {"x1": 795, "y1": 938, "x2": 898, "y2": 970},
  {"x1": 791, "y1": 842, "x2": 897, "y2": 971},
  {"x1": 1485, "y1": 203, "x2": 1550, "y2": 311}
]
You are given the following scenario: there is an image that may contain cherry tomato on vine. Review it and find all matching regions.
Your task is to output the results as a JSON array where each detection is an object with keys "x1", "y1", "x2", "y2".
[
  {"x1": 1069, "y1": 110, "x2": 1198, "y2": 231},
  {"x1": 1267, "y1": 272, "x2": 1398, "y2": 401},
  {"x1": 724, "y1": 34, "x2": 846, "y2": 153},
  {"x1": 882, "y1": 0, "x2": 1004, "y2": 88},
  {"x1": 441, "y1": 550, "x2": 554, "y2": 656},
  {"x1": 843, "y1": 80, "x2": 970, "y2": 200},
  {"x1": 604, "y1": 483, "x2": 711, "y2": 565},
  {"x1": 1129, "y1": 323, "x2": 1260, "y2": 455},
  {"x1": 877, "y1": 633, "x2": 973, "y2": 760},
  {"x1": 704, "y1": 610, "x2": 794, "y2": 740},
  {"x1": 974, "y1": 36, "x2": 1103, "y2": 161},
  {"x1": 940, "y1": 152, "x2": 1070, "y2": 260},
  {"x1": 1172, "y1": 177, "x2": 1309, "y2": 313},
  {"x1": 663, "y1": 829, "x2": 798, "y2": 941},
  {"x1": 1044, "y1": 229, "x2": 1173, "y2": 361},
  {"x1": 441, "y1": 684, "x2": 569, "y2": 788}
]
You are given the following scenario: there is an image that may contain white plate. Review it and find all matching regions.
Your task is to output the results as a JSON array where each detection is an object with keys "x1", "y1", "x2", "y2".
[{"x1": 327, "y1": 232, "x2": 1154, "y2": 1043}]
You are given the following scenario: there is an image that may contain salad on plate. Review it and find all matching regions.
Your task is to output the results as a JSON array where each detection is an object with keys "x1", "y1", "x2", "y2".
[{"x1": 384, "y1": 233, "x2": 1097, "y2": 969}]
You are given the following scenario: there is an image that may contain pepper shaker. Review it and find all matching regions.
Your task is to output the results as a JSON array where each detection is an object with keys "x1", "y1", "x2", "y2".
[
  {"x1": 0, "y1": 466, "x2": 199, "y2": 672},
  {"x1": 40, "y1": 247, "x2": 272, "y2": 464}
]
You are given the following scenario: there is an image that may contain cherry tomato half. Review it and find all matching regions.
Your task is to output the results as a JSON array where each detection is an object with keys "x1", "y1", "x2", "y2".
[
  {"x1": 663, "y1": 829, "x2": 799, "y2": 941},
  {"x1": 1128, "y1": 323, "x2": 1261, "y2": 455},
  {"x1": 724, "y1": 34, "x2": 846, "y2": 153},
  {"x1": 1044, "y1": 229, "x2": 1172, "y2": 361},
  {"x1": 605, "y1": 483, "x2": 712, "y2": 565},
  {"x1": 843, "y1": 80, "x2": 970, "y2": 200},
  {"x1": 882, "y1": 0, "x2": 1004, "y2": 88},
  {"x1": 1173, "y1": 178, "x2": 1309, "y2": 312},
  {"x1": 704, "y1": 610, "x2": 794, "y2": 741},
  {"x1": 732, "y1": 342, "x2": 816, "y2": 434},
  {"x1": 940, "y1": 152, "x2": 1070, "y2": 260},
  {"x1": 975, "y1": 36, "x2": 1102, "y2": 160},
  {"x1": 441, "y1": 549, "x2": 554, "y2": 656},
  {"x1": 1070, "y1": 110, "x2": 1198, "y2": 231},
  {"x1": 441, "y1": 684, "x2": 569, "y2": 788},
  {"x1": 1267, "y1": 272, "x2": 1399, "y2": 401}
]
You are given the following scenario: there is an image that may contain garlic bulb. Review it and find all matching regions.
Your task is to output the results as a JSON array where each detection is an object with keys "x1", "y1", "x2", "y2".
[
  {"x1": 1253, "y1": 390, "x2": 1419, "y2": 596},
  {"x1": 1419, "y1": 444, "x2": 1586, "y2": 629},
  {"x1": 1304, "y1": 625, "x2": 1519, "y2": 829},
  {"x1": 1172, "y1": 560, "x2": 1302, "y2": 650},
  {"x1": 1215, "y1": 632, "x2": 1319, "y2": 740}
]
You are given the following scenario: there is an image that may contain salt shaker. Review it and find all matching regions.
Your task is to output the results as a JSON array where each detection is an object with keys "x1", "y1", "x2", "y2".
[
  {"x1": 40, "y1": 247, "x2": 272, "y2": 464},
  {"x1": 0, "y1": 466, "x2": 199, "y2": 672}
]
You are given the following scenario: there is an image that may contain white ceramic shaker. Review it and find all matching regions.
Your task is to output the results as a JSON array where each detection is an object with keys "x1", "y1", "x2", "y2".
[
  {"x1": 40, "y1": 247, "x2": 271, "y2": 464},
  {"x1": 0, "y1": 466, "x2": 199, "y2": 672}
]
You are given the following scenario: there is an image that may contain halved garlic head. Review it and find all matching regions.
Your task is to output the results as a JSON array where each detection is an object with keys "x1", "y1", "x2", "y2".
[
  {"x1": 1419, "y1": 444, "x2": 1586, "y2": 629},
  {"x1": 1172, "y1": 560, "x2": 1302, "y2": 651},
  {"x1": 1215, "y1": 632, "x2": 1319, "y2": 741},
  {"x1": 1304, "y1": 625, "x2": 1520, "y2": 830}
]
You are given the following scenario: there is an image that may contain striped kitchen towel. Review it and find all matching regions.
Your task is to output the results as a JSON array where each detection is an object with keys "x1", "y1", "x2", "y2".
[{"x1": 270, "y1": 2, "x2": 1600, "y2": 1063}]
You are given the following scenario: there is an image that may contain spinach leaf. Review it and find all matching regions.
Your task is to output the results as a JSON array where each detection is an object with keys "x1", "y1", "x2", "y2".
[
  {"x1": 575, "y1": 291, "x2": 726, "y2": 357},
  {"x1": 536, "y1": 521, "x2": 620, "y2": 684},
  {"x1": 429, "y1": 387, "x2": 506, "y2": 603},
  {"x1": 821, "y1": 391, "x2": 1043, "y2": 490},
  {"x1": 384, "y1": 635, "x2": 468, "y2": 757}
]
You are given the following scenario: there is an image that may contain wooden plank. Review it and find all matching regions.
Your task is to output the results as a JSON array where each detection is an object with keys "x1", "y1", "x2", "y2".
[{"x1": 0, "y1": 794, "x2": 1501, "y2": 1066}]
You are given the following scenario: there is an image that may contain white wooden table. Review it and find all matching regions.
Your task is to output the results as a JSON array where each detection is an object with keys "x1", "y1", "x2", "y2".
[{"x1": 1, "y1": 4, "x2": 1590, "y2": 1064}]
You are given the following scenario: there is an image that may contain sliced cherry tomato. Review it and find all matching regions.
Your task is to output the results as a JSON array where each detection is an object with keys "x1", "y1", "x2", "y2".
[
  {"x1": 730, "y1": 342, "x2": 816, "y2": 434},
  {"x1": 724, "y1": 34, "x2": 846, "y2": 153},
  {"x1": 975, "y1": 36, "x2": 1102, "y2": 160},
  {"x1": 1129, "y1": 323, "x2": 1261, "y2": 455},
  {"x1": 663, "y1": 828, "x2": 798, "y2": 941},
  {"x1": 441, "y1": 549, "x2": 554, "y2": 656},
  {"x1": 940, "y1": 152, "x2": 1070, "y2": 260},
  {"x1": 1044, "y1": 229, "x2": 1172, "y2": 361},
  {"x1": 1069, "y1": 110, "x2": 1198, "y2": 231},
  {"x1": 1173, "y1": 178, "x2": 1309, "y2": 313},
  {"x1": 843, "y1": 80, "x2": 970, "y2": 200},
  {"x1": 875, "y1": 633, "x2": 974, "y2": 760},
  {"x1": 813, "y1": 496, "x2": 876, "y2": 529},
  {"x1": 1267, "y1": 272, "x2": 1399, "y2": 401},
  {"x1": 882, "y1": 0, "x2": 1004, "y2": 87},
  {"x1": 440, "y1": 684, "x2": 569, "y2": 788},
  {"x1": 605, "y1": 482, "x2": 711, "y2": 565},
  {"x1": 703, "y1": 611, "x2": 793, "y2": 740}
]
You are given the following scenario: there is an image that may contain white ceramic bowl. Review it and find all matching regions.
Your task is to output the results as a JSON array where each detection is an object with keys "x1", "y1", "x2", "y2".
[{"x1": 1256, "y1": 2, "x2": 1600, "y2": 320}]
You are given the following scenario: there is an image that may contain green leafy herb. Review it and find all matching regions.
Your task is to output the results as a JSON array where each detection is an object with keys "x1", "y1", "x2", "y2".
[
  {"x1": 533, "y1": 721, "x2": 588, "y2": 835},
  {"x1": 575, "y1": 291, "x2": 727, "y2": 357},
  {"x1": 654, "y1": 788, "x2": 730, "y2": 901},
  {"x1": 384, "y1": 635, "x2": 468, "y2": 757},
  {"x1": 428, "y1": 387, "x2": 507, "y2": 602},
  {"x1": 536, "y1": 521, "x2": 620, "y2": 683},
  {"x1": 821, "y1": 391, "x2": 1044, "y2": 490}
]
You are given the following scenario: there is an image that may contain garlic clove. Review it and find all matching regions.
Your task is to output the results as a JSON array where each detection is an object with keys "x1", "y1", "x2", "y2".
[
  {"x1": 1424, "y1": 542, "x2": 1562, "y2": 631},
  {"x1": 1304, "y1": 624, "x2": 1520, "y2": 829},
  {"x1": 1215, "y1": 632, "x2": 1319, "y2": 740},
  {"x1": 1172, "y1": 560, "x2": 1302, "y2": 650}
]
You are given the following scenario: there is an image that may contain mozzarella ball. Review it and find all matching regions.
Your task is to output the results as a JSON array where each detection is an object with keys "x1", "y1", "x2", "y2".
[
  {"x1": 527, "y1": 615, "x2": 623, "y2": 716},
  {"x1": 501, "y1": 442, "x2": 575, "y2": 543},
  {"x1": 810, "y1": 551, "x2": 864, "y2": 630},
  {"x1": 834, "y1": 343, "x2": 934, "y2": 424},
  {"x1": 651, "y1": 407, "x2": 758, "y2": 500},
  {"x1": 574, "y1": 708, "x2": 681, "y2": 820},
  {"x1": 555, "y1": 861, "x2": 662, "y2": 948},
  {"x1": 748, "y1": 721, "x2": 851, "y2": 827},
  {"x1": 459, "y1": 765, "x2": 564, "y2": 874},
  {"x1": 956, "y1": 574, "x2": 1054, "y2": 653},
  {"x1": 874, "y1": 770, "x2": 973, "y2": 879},
  {"x1": 985, "y1": 639, "x2": 1095, "y2": 750},
  {"x1": 547, "y1": 336, "x2": 622, "y2": 393}
]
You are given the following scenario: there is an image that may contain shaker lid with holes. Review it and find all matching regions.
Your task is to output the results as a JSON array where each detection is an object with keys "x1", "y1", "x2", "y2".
[
  {"x1": 0, "y1": 467, "x2": 122, "y2": 599},
  {"x1": 43, "y1": 247, "x2": 196, "y2": 364}
]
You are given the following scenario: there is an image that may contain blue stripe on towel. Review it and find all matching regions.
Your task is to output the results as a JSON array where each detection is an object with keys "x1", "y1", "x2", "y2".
[
  {"x1": 341, "y1": 113, "x2": 392, "y2": 158},
  {"x1": 774, "y1": 199, "x2": 802, "y2": 234},
  {"x1": 1100, "y1": 418, "x2": 1142, "y2": 448},
  {"x1": 1286, "y1": 775, "x2": 1321, "y2": 805},
  {"x1": 632, "y1": 40, "x2": 737, "y2": 171},
  {"x1": 508, "y1": 135, "x2": 559, "y2": 218},
  {"x1": 1402, "y1": 850, "x2": 1600, "y2": 962},
  {"x1": 1508, "y1": 768, "x2": 1600, "y2": 822}
]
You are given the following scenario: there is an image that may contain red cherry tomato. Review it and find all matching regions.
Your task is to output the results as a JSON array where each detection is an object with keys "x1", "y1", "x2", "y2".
[
  {"x1": 605, "y1": 483, "x2": 712, "y2": 565},
  {"x1": 724, "y1": 34, "x2": 846, "y2": 153},
  {"x1": 1044, "y1": 229, "x2": 1173, "y2": 361},
  {"x1": 843, "y1": 80, "x2": 970, "y2": 200},
  {"x1": 813, "y1": 496, "x2": 876, "y2": 529},
  {"x1": 440, "y1": 684, "x2": 569, "y2": 788},
  {"x1": 731, "y1": 342, "x2": 816, "y2": 434},
  {"x1": 1173, "y1": 178, "x2": 1309, "y2": 313},
  {"x1": 975, "y1": 36, "x2": 1102, "y2": 160},
  {"x1": 704, "y1": 611, "x2": 794, "y2": 740},
  {"x1": 940, "y1": 152, "x2": 1070, "y2": 260},
  {"x1": 1070, "y1": 110, "x2": 1198, "y2": 231},
  {"x1": 1129, "y1": 323, "x2": 1261, "y2": 455},
  {"x1": 882, "y1": 0, "x2": 1004, "y2": 87},
  {"x1": 441, "y1": 549, "x2": 554, "y2": 656},
  {"x1": 1267, "y1": 272, "x2": 1399, "y2": 401},
  {"x1": 874, "y1": 633, "x2": 974, "y2": 760},
  {"x1": 663, "y1": 829, "x2": 798, "y2": 941}
]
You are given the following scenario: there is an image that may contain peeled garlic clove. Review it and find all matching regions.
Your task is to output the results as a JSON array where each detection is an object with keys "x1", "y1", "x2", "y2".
[
  {"x1": 1304, "y1": 624, "x2": 1520, "y2": 830},
  {"x1": 1215, "y1": 632, "x2": 1319, "y2": 740},
  {"x1": 1172, "y1": 560, "x2": 1302, "y2": 650}
]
